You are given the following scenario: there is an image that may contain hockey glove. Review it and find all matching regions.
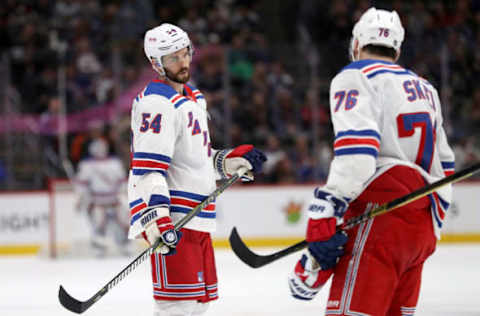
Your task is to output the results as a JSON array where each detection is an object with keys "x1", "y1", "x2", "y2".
[
  {"x1": 288, "y1": 252, "x2": 333, "y2": 300},
  {"x1": 306, "y1": 188, "x2": 349, "y2": 242},
  {"x1": 214, "y1": 144, "x2": 267, "y2": 181},
  {"x1": 308, "y1": 231, "x2": 348, "y2": 271},
  {"x1": 142, "y1": 208, "x2": 182, "y2": 256}
]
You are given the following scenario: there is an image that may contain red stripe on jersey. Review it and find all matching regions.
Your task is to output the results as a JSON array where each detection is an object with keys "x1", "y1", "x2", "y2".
[
  {"x1": 132, "y1": 160, "x2": 169, "y2": 170},
  {"x1": 170, "y1": 198, "x2": 215, "y2": 211},
  {"x1": 334, "y1": 138, "x2": 380, "y2": 149},
  {"x1": 130, "y1": 202, "x2": 147, "y2": 216},
  {"x1": 362, "y1": 64, "x2": 403, "y2": 73},
  {"x1": 183, "y1": 84, "x2": 198, "y2": 102},
  {"x1": 171, "y1": 95, "x2": 183, "y2": 103},
  {"x1": 444, "y1": 170, "x2": 454, "y2": 177}
]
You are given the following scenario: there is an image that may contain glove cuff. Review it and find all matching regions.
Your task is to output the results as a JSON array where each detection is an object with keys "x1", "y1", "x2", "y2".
[
  {"x1": 213, "y1": 149, "x2": 231, "y2": 179},
  {"x1": 288, "y1": 272, "x2": 320, "y2": 300},
  {"x1": 306, "y1": 217, "x2": 337, "y2": 242}
]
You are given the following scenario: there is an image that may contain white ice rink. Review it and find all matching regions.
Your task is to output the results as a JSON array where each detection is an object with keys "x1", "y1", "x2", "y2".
[{"x1": 1, "y1": 244, "x2": 480, "y2": 316}]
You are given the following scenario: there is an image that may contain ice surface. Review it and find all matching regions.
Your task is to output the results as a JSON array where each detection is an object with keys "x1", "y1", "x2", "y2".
[{"x1": 1, "y1": 244, "x2": 479, "y2": 316}]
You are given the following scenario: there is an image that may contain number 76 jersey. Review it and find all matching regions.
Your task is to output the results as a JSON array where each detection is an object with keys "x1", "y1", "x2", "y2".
[{"x1": 328, "y1": 59, "x2": 455, "y2": 236}]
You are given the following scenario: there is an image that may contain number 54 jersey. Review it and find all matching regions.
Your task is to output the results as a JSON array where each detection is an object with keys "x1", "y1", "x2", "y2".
[
  {"x1": 327, "y1": 59, "x2": 455, "y2": 237},
  {"x1": 128, "y1": 80, "x2": 217, "y2": 238}
]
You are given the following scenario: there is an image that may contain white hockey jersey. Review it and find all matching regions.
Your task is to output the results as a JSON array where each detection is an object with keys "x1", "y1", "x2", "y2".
[
  {"x1": 325, "y1": 59, "x2": 455, "y2": 237},
  {"x1": 76, "y1": 156, "x2": 126, "y2": 205},
  {"x1": 128, "y1": 80, "x2": 217, "y2": 238}
]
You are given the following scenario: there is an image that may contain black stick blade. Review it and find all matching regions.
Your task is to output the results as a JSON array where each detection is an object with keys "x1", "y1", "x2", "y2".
[
  {"x1": 58, "y1": 285, "x2": 89, "y2": 314},
  {"x1": 229, "y1": 227, "x2": 265, "y2": 268},
  {"x1": 229, "y1": 227, "x2": 309, "y2": 269}
]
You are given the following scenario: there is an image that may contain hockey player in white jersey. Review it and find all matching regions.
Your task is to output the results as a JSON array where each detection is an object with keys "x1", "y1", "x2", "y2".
[
  {"x1": 288, "y1": 7, "x2": 455, "y2": 315},
  {"x1": 75, "y1": 138, "x2": 129, "y2": 256},
  {"x1": 129, "y1": 23, "x2": 266, "y2": 316}
]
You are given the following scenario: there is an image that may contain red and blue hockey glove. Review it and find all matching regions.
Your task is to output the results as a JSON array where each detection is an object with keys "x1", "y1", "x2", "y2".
[
  {"x1": 305, "y1": 188, "x2": 349, "y2": 269},
  {"x1": 141, "y1": 208, "x2": 182, "y2": 256},
  {"x1": 214, "y1": 144, "x2": 267, "y2": 181},
  {"x1": 288, "y1": 188, "x2": 350, "y2": 300},
  {"x1": 288, "y1": 252, "x2": 333, "y2": 300},
  {"x1": 306, "y1": 187, "x2": 349, "y2": 241},
  {"x1": 308, "y1": 231, "x2": 348, "y2": 270}
]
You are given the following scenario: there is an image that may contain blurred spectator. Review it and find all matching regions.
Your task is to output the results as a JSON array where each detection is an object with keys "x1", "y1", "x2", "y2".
[{"x1": 262, "y1": 134, "x2": 286, "y2": 176}]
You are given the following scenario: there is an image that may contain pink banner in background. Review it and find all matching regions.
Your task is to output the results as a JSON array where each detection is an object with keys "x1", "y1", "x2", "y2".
[
  {"x1": 0, "y1": 45, "x2": 220, "y2": 135},
  {"x1": 0, "y1": 68, "x2": 156, "y2": 135}
]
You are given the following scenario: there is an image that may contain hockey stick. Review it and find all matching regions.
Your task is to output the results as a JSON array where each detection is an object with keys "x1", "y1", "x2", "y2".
[
  {"x1": 229, "y1": 162, "x2": 480, "y2": 268},
  {"x1": 58, "y1": 166, "x2": 248, "y2": 314}
]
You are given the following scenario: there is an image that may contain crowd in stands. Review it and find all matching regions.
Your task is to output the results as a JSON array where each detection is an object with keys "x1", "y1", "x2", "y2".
[{"x1": 1, "y1": 0, "x2": 480, "y2": 188}]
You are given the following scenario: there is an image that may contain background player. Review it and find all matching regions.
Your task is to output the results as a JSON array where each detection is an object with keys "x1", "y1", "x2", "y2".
[
  {"x1": 288, "y1": 7, "x2": 455, "y2": 315},
  {"x1": 129, "y1": 23, "x2": 266, "y2": 316},
  {"x1": 75, "y1": 137, "x2": 129, "y2": 256}
]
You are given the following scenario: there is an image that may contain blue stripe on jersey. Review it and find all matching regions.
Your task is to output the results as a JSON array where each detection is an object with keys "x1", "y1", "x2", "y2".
[
  {"x1": 130, "y1": 212, "x2": 143, "y2": 226},
  {"x1": 334, "y1": 147, "x2": 378, "y2": 158},
  {"x1": 169, "y1": 190, "x2": 209, "y2": 202},
  {"x1": 129, "y1": 198, "x2": 143, "y2": 208},
  {"x1": 170, "y1": 206, "x2": 216, "y2": 218},
  {"x1": 341, "y1": 59, "x2": 393, "y2": 71},
  {"x1": 366, "y1": 69, "x2": 412, "y2": 79},
  {"x1": 174, "y1": 98, "x2": 188, "y2": 108},
  {"x1": 133, "y1": 152, "x2": 172, "y2": 163},
  {"x1": 148, "y1": 194, "x2": 170, "y2": 207},
  {"x1": 441, "y1": 161, "x2": 455, "y2": 169},
  {"x1": 132, "y1": 169, "x2": 167, "y2": 177},
  {"x1": 144, "y1": 81, "x2": 177, "y2": 98},
  {"x1": 438, "y1": 195, "x2": 450, "y2": 211},
  {"x1": 335, "y1": 129, "x2": 381, "y2": 141},
  {"x1": 196, "y1": 95, "x2": 205, "y2": 100}
]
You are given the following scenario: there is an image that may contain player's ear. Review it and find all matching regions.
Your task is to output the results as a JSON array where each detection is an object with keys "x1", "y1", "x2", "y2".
[
  {"x1": 353, "y1": 39, "x2": 360, "y2": 60},
  {"x1": 150, "y1": 59, "x2": 163, "y2": 75}
]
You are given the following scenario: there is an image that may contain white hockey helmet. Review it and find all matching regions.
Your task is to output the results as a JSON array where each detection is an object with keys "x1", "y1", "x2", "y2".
[
  {"x1": 349, "y1": 7, "x2": 405, "y2": 61},
  {"x1": 88, "y1": 138, "x2": 109, "y2": 159},
  {"x1": 144, "y1": 23, "x2": 193, "y2": 75}
]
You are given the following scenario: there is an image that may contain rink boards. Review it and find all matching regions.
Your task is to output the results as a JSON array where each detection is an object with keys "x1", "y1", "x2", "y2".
[{"x1": 0, "y1": 182, "x2": 479, "y2": 255}]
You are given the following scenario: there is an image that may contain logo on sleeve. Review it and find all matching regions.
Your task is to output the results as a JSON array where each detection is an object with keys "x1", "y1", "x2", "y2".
[{"x1": 141, "y1": 210, "x2": 158, "y2": 227}]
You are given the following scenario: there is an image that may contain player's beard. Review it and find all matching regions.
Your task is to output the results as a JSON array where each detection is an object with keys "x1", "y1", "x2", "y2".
[{"x1": 165, "y1": 67, "x2": 190, "y2": 84}]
